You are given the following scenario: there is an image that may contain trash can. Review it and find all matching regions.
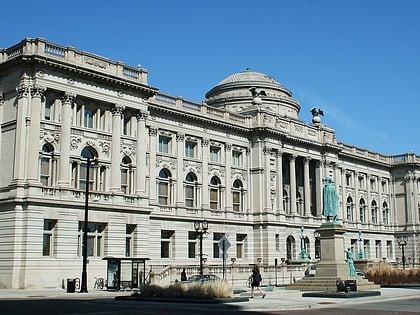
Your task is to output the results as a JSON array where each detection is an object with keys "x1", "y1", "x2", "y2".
[
  {"x1": 67, "y1": 278, "x2": 76, "y2": 293},
  {"x1": 345, "y1": 280, "x2": 357, "y2": 292}
]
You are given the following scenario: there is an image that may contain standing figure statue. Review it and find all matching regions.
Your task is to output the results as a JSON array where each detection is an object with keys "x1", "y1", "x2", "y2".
[
  {"x1": 323, "y1": 177, "x2": 339, "y2": 222},
  {"x1": 345, "y1": 248, "x2": 357, "y2": 276}
]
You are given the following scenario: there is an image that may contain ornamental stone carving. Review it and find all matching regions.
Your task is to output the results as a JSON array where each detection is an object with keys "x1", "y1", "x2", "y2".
[
  {"x1": 70, "y1": 136, "x2": 82, "y2": 150},
  {"x1": 31, "y1": 84, "x2": 46, "y2": 98},
  {"x1": 176, "y1": 133, "x2": 185, "y2": 142},
  {"x1": 112, "y1": 104, "x2": 126, "y2": 115},
  {"x1": 40, "y1": 130, "x2": 60, "y2": 144},
  {"x1": 149, "y1": 127, "x2": 158, "y2": 136},
  {"x1": 99, "y1": 141, "x2": 111, "y2": 156},
  {"x1": 121, "y1": 144, "x2": 136, "y2": 157},
  {"x1": 62, "y1": 91, "x2": 76, "y2": 104}
]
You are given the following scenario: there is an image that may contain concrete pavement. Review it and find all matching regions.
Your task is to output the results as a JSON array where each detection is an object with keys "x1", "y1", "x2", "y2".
[{"x1": 0, "y1": 285, "x2": 419, "y2": 312}]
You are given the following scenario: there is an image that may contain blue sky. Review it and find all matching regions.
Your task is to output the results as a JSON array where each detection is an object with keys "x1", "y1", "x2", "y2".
[{"x1": 2, "y1": 0, "x2": 419, "y2": 155}]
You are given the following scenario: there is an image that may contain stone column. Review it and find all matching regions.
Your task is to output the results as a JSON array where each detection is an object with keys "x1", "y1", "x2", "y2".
[
  {"x1": 289, "y1": 155, "x2": 297, "y2": 215},
  {"x1": 135, "y1": 110, "x2": 148, "y2": 194},
  {"x1": 110, "y1": 104, "x2": 124, "y2": 192},
  {"x1": 148, "y1": 127, "x2": 158, "y2": 203},
  {"x1": 27, "y1": 84, "x2": 46, "y2": 182},
  {"x1": 366, "y1": 174, "x2": 372, "y2": 224},
  {"x1": 225, "y1": 143, "x2": 233, "y2": 212},
  {"x1": 58, "y1": 92, "x2": 75, "y2": 187},
  {"x1": 201, "y1": 138, "x2": 209, "y2": 208},
  {"x1": 303, "y1": 157, "x2": 311, "y2": 216},
  {"x1": 176, "y1": 132, "x2": 184, "y2": 207},
  {"x1": 14, "y1": 83, "x2": 30, "y2": 182},
  {"x1": 355, "y1": 172, "x2": 360, "y2": 222},
  {"x1": 263, "y1": 146, "x2": 271, "y2": 212},
  {"x1": 276, "y1": 151, "x2": 284, "y2": 214}
]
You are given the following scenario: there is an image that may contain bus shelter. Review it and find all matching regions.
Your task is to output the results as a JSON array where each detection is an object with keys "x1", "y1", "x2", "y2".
[{"x1": 103, "y1": 257, "x2": 150, "y2": 290}]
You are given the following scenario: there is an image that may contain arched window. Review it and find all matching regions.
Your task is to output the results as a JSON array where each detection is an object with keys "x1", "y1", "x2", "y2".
[
  {"x1": 79, "y1": 147, "x2": 97, "y2": 191},
  {"x1": 232, "y1": 179, "x2": 244, "y2": 212},
  {"x1": 371, "y1": 200, "x2": 378, "y2": 224},
  {"x1": 382, "y1": 201, "x2": 390, "y2": 225},
  {"x1": 359, "y1": 198, "x2": 366, "y2": 223},
  {"x1": 40, "y1": 143, "x2": 54, "y2": 186},
  {"x1": 286, "y1": 235, "x2": 296, "y2": 261},
  {"x1": 346, "y1": 196, "x2": 354, "y2": 221},
  {"x1": 185, "y1": 172, "x2": 198, "y2": 208},
  {"x1": 158, "y1": 168, "x2": 172, "y2": 205},
  {"x1": 209, "y1": 176, "x2": 221, "y2": 210},
  {"x1": 315, "y1": 235, "x2": 321, "y2": 259},
  {"x1": 121, "y1": 156, "x2": 132, "y2": 194}
]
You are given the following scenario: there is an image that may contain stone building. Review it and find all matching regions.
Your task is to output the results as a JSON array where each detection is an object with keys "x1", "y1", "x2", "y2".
[{"x1": 0, "y1": 38, "x2": 418, "y2": 289}]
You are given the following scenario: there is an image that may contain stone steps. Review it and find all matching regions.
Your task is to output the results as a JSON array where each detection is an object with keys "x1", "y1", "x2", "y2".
[{"x1": 286, "y1": 276, "x2": 380, "y2": 292}]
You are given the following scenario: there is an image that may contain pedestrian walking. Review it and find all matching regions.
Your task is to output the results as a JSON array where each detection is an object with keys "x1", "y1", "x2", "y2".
[
  {"x1": 250, "y1": 265, "x2": 266, "y2": 298},
  {"x1": 181, "y1": 268, "x2": 187, "y2": 281}
]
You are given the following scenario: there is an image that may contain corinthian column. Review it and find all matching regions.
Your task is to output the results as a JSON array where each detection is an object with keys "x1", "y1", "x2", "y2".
[
  {"x1": 58, "y1": 92, "x2": 75, "y2": 187},
  {"x1": 303, "y1": 157, "x2": 311, "y2": 216},
  {"x1": 289, "y1": 155, "x2": 297, "y2": 215},
  {"x1": 135, "y1": 110, "x2": 148, "y2": 194},
  {"x1": 27, "y1": 84, "x2": 46, "y2": 182},
  {"x1": 110, "y1": 104, "x2": 124, "y2": 192}
]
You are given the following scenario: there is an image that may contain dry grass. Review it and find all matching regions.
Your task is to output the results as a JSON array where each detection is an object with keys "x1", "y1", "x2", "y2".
[
  {"x1": 134, "y1": 280, "x2": 233, "y2": 299},
  {"x1": 365, "y1": 261, "x2": 420, "y2": 284}
]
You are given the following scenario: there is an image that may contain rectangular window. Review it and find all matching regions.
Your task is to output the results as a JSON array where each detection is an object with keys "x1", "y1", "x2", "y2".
[
  {"x1": 210, "y1": 188, "x2": 219, "y2": 210},
  {"x1": 188, "y1": 231, "x2": 198, "y2": 259},
  {"x1": 84, "y1": 109, "x2": 93, "y2": 128},
  {"x1": 345, "y1": 173, "x2": 352, "y2": 186},
  {"x1": 236, "y1": 234, "x2": 247, "y2": 259},
  {"x1": 275, "y1": 234, "x2": 280, "y2": 251},
  {"x1": 185, "y1": 185, "x2": 194, "y2": 208},
  {"x1": 386, "y1": 240, "x2": 392, "y2": 259},
  {"x1": 161, "y1": 230, "x2": 174, "y2": 258},
  {"x1": 43, "y1": 220, "x2": 56, "y2": 256},
  {"x1": 126, "y1": 225, "x2": 136, "y2": 257},
  {"x1": 213, "y1": 233, "x2": 224, "y2": 258},
  {"x1": 209, "y1": 146, "x2": 220, "y2": 162},
  {"x1": 40, "y1": 157, "x2": 51, "y2": 186},
  {"x1": 375, "y1": 240, "x2": 381, "y2": 259},
  {"x1": 44, "y1": 100, "x2": 52, "y2": 120},
  {"x1": 158, "y1": 182, "x2": 169, "y2": 205},
  {"x1": 232, "y1": 151, "x2": 242, "y2": 167},
  {"x1": 78, "y1": 222, "x2": 106, "y2": 257},
  {"x1": 232, "y1": 191, "x2": 241, "y2": 211},
  {"x1": 185, "y1": 141, "x2": 196, "y2": 158},
  {"x1": 121, "y1": 168, "x2": 128, "y2": 193},
  {"x1": 159, "y1": 135, "x2": 171, "y2": 153},
  {"x1": 370, "y1": 178, "x2": 377, "y2": 191}
]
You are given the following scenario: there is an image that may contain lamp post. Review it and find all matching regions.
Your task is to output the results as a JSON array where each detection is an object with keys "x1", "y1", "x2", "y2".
[
  {"x1": 194, "y1": 220, "x2": 208, "y2": 276},
  {"x1": 397, "y1": 236, "x2": 408, "y2": 270},
  {"x1": 231, "y1": 257, "x2": 236, "y2": 286},
  {"x1": 80, "y1": 155, "x2": 95, "y2": 293}
]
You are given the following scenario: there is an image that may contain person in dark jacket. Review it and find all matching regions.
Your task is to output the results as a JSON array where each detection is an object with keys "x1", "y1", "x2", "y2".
[{"x1": 250, "y1": 265, "x2": 266, "y2": 298}]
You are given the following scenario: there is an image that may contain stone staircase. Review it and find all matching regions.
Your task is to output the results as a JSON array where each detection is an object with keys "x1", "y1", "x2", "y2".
[{"x1": 286, "y1": 276, "x2": 380, "y2": 292}]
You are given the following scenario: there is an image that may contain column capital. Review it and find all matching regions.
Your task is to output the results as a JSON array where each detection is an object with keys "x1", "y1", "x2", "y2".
[
  {"x1": 136, "y1": 110, "x2": 148, "y2": 121},
  {"x1": 112, "y1": 103, "x2": 126, "y2": 115},
  {"x1": 62, "y1": 91, "x2": 76, "y2": 104},
  {"x1": 16, "y1": 83, "x2": 30, "y2": 98},
  {"x1": 225, "y1": 143, "x2": 232, "y2": 151},
  {"x1": 202, "y1": 138, "x2": 209, "y2": 147},
  {"x1": 176, "y1": 132, "x2": 185, "y2": 142},
  {"x1": 149, "y1": 127, "x2": 158, "y2": 137},
  {"x1": 30, "y1": 84, "x2": 46, "y2": 98}
]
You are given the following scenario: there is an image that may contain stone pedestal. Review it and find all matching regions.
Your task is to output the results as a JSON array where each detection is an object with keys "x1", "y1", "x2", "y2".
[
  {"x1": 316, "y1": 223, "x2": 349, "y2": 278},
  {"x1": 286, "y1": 222, "x2": 380, "y2": 293}
]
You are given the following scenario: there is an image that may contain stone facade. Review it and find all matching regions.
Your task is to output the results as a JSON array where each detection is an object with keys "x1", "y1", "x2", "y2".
[{"x1": 0, "y1": 38, "x2": 419, "y2": 289}]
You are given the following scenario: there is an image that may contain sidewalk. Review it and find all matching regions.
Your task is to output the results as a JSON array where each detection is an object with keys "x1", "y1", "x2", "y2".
[{"x1": 0, "y1": 286, "x2": 418, "y2": 312}]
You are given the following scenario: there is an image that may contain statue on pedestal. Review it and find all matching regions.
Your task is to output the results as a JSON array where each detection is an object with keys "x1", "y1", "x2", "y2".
[
  {"x1": 345, "y1": 248, "x2": 357, "y2": 276},
  {"x1": 323, "y1": 177, "x2": 339, "y2": 223}
]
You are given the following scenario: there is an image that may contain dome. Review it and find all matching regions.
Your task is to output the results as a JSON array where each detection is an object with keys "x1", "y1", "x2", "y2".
[{"x1": 205, "y1": 68, "x2": 300, "y2": 118}]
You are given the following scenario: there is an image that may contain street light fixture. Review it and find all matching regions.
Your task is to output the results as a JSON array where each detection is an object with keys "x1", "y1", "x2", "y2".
[
  {"x1": 397, "y1": 236, "x2": 408, "y2": 270},
  {"x1": 80, "y1": 150, "x2": 95, "y2": 293},
  {"x1": 194, "y1": 220, "x2": 208, "y2": 276}
]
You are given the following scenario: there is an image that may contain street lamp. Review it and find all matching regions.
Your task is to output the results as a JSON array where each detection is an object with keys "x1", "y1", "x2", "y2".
[
  {"x1": 358, "y1": 230, "x2": 365, "y2": 259},
  {"x1": 397, "y1": 236, "x2": 408, "y2": 270},
  {"x1": 80, "y1": 151, "x2": 95, "y2": 293},
  {"x1": 194, "y1": 220, "x2": 208, "y2": 276}
]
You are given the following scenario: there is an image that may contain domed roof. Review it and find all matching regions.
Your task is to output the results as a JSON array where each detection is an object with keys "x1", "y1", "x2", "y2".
[
  {"x1": 205, "y1": 68, "x2": 300, "y2": 118},
  {"x1": 205, "y1": 68, "x2": 291, "y2": 99}
]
